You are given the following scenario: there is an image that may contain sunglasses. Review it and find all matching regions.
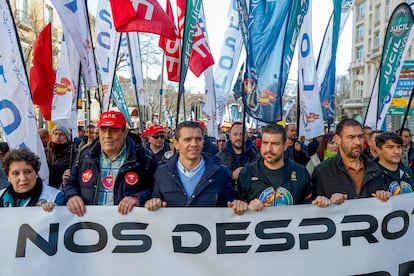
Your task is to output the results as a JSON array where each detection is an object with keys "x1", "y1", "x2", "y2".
[
  {"x1": 152, "y1": 134, "x2": 165, "y2": 139},
  {"x1": 217, "y1": 140, "x2": 226, "y2": 143}
]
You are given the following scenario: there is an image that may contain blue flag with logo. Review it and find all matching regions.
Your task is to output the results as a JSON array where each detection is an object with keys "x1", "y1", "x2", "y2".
[{"x1": 240, "y1": 0, "x2": 308, "y2": 123}]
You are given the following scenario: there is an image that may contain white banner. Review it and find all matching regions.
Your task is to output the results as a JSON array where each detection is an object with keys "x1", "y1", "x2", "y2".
[
  {"x1": 95, "y1": 0, "x2": 121, "y2": 112},
  {"x1": 0, "y1": 1, "x2": 49, "y2": 182},
  {"x1": 51, "y1": 35, "x2": 80, "y2": 137},
  {"x1": 214, "y1": 0, "x2": 243, "y2": 125},
  {"x1": 2, "y1": 194, "x2": 414, "y2": 275},
  {"x1": 298, "y1": 0, "x2": 324, "y2": 139},
  {"x1": 51, "y1": 0, "x2": 97, "y2": 89}
]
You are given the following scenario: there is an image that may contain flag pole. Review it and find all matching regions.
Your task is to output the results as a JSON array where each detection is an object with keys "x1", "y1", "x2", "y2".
[
  {"x1": 159, "y1": 53, "x2": 165, "y2": 124},
  {"x1": 399, "y1": 86, "x2": 414, "y2": 135},
  {"x1": 127, "y1": 33, "x2": 145, "y2": 132}
]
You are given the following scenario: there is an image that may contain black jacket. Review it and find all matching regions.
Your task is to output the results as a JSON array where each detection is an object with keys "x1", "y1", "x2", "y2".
[
  {"x1": 64, "y1": 137, "x2": 157, "y2": 205},
  {"x1": 312, "y1": 153, "x2": 385, "y2": 199}
]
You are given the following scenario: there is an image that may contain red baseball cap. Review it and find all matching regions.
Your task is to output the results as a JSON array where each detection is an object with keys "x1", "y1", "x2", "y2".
[
  {"x1": 97, "y1": 111, "x2": 126, "y2": 128},
  {"x1": 147, "y1": 124, "x2": 165, "y2": 136}
]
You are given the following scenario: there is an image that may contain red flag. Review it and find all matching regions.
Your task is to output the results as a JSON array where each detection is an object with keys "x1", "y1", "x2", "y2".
[
  {"x1": 177, "y1": 0, "x2": 214, "y2": 77},
  {"x1": 110, "y1": 0, "x2": 176, "y2": 40},
  {"x1": 29, "y1": 22, "x2": 55, "y2": 121},
  {"x1": 158, "y1": 0, "x2": 180, "y2": 82}
]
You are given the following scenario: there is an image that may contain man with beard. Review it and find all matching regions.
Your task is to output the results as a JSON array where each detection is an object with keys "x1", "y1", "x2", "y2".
[
  {"x1": 238, "y1": 123, "x2": 330, "y2": 210},
  {"x1": 217, "y1": 122, "x2": 259, "y2": 186},
  {"x1": 312, "y1": 119, "x2": 389, "y2": 205},
  {"x1": 46, "y1": 125, "x2": 75, "y2": 188},
  {"x1": 284, "y1": 124, "x2": 309, "y2": 166}
]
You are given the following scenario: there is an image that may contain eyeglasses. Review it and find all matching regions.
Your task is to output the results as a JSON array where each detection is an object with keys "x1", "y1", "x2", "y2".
[
  {"x1": 152, "y1": 134, "x2": 165, "y2": 139},
  {"x1": 218, "y1": 140, "x2": 226, "y2": 143}
]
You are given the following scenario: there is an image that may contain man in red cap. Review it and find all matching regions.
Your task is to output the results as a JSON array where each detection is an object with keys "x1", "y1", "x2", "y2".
[
  {"x1": 63, "y1": 111, "x2": 157, "y2": 216},
  {"x1": 144, "y1": 124, "x2": 170, "y2": 162}
]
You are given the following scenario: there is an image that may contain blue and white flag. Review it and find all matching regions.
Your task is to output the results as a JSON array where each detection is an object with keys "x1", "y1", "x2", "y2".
[
  {"x1": 51, "y1": 0, "x2": 97, "y2": 89},
  {"x1": 51, "y1": 34, "x2": 80, "y2": 139},
  {"x1": 112, "y1": 74, "x2": 132, "y2": 127},
  {"x1": 214, "y1": 0, "x2": 243, "y2": 125},
  {"x1": 298, "y1": 0, "x2": 324, "y2": 139},
  {"x1": 316, "y1": 0, "x2": 354, "y2": 124},
  {"x1": 0, "y1": 1, "x2": 49, "y2": 182},
  {"x1": 241, "y1": 0, "x2": 308, "y2": 123},
  {"x1": 95, "y1": 0, "x2": 121, "y2": 112}
]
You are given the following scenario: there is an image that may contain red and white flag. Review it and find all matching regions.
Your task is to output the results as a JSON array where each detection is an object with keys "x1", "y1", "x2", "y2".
[
  {"x1": 110, "y1": 0, "x2": 176, "y2": 40},
  {"x1": 158, "y1": 0, "x2": 180, "y2": 82},
  {"x1": 177, "y1": 0, "x2": 214, "y2": 77}
]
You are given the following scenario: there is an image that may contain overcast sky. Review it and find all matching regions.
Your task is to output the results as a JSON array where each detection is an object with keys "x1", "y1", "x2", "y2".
[{"x1": 87, "y1": 0, "x2": 353, "y2": 92}]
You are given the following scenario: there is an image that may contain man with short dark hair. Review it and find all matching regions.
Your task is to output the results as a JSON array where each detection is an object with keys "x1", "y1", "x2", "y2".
[
  {"x1": 398, "y1": 127, "x2": 414, "y2": 168},
  {"x1": 375, "y1": 132, "x2": 413, "y2": 195},
  {"x1": 64, "y1": 111, "x2": 157, "y2": 216},
  {"x1": 363, "y1": 130, "x2": 383, "y2": 159},
  {"x1": 312, "y1": 118, "x2": 389, "y2": 205},
  {"x1": 238, "y1": 124, "x2": 330, "y2": 210},
  {"x1": 217, "y1": 122, "x2": 259, "y2": 184},
  {"x1": 145, "y1": 121, "x2": 247, "y2": 215},
  {"x1": 284, "y1": 124, "x2": 309, "y2": 165}
]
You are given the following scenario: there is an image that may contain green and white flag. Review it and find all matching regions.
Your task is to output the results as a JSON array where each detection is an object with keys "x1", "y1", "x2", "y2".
[{"x1": 377, "y1": 3, "x2": 414, "y2": 128}]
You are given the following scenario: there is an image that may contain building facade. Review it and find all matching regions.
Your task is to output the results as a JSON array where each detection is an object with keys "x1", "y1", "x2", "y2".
[{"x1": 347, "y1": 0, "x2": 414, "y2": 130}]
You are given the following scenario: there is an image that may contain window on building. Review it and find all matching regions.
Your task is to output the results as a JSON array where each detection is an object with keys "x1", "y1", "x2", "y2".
[
  {"x1": 357, "y1": 46, "x2": 363, "y2": 59},
  {"x1": 355, "y1": 81, "x2": 363, "y2": 99},
  {"x1": 357, "y1": 24, "x2": 364, "y2": 39},
  {"x1": 385, "y1": 0, "x2": 390, "y2": 18},
  {"x1": 375, "y1": 32, "x2": 381, "y2": 48},
  {"x1": 44, "y1": 5, "x2": 53, "y2": 24},
  {"x1": 16, "y1": 0, "x2": 29, "y2": 23},
  {"x1": 375, "y1": 6, "x2": 381, "y2": 22},
  {"x1": 358, "y1": 2, "x2": 366, "y2": 17}
]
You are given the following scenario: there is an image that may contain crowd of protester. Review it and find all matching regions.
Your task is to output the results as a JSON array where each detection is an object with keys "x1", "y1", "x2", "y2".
[{"x1": 0, "y1": 112, "x2": 413, "y2": 215}]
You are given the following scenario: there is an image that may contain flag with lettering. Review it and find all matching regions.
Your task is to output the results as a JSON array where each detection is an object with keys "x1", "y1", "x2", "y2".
[
  {"x1": 214, "y1": 0, "x2": 243, "y2": 125},
  {"x1": 96, "y1": 0, "x2": 121, "y2": 112},
  {"x1": 241, "y1": 0, "x2": 308, "y2": 122},
  {"x1": 29, "y1": 22, "x2": 55, "y2": 121},
  {"x1": 0, "y1": 0, "x2": 49, "y2": 182},
  {"x1": 51, "y1": 0, "x2": 97, "y2": 89},
  {"x1": 110, "y1": 0, "x2": 176, "y2": 40},
  {"x1": 177, "y1": 0, "x2": 214, "y2": 77},
  {"x1": 298, "y1": 0, "x2": 324, "y2": 139},
  {"x1": 158, "y1": 0, "x2": 180, "y2": 82},
  {"x1": 376, "y1": 3, "x2": 414, "y2": 129},
  {"x1": 316, "y1": 0, "x2": 354, "y2": 124}
]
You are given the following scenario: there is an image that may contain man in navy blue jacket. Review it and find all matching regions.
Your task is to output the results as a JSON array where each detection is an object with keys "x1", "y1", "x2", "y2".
[{"x1": 145, "y1": 121, "x2": 247, "y2": 215}]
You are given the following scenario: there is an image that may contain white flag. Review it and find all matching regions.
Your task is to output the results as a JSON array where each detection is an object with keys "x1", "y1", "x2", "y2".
[
  {"x1": 213, "y1": 0, "x2": 243, "y2": 125},
  {"x1": 199, "y1": 4, "x2": 217, "y2": 138},
  {"x1": 0, "y1": 0, "x2": 49, "y2": 182},
  {"x1": 298, "y1": 0, "x2": 324, "y2": 139},
  {"x1": 51, "y1": 34, "x2": 80, "y2": 138},
  {"x1": 95, "y1": 0, "x2": 121, "y2": 112},
  {"x1": 51, "y1": 0, "x2": 97, "y2": 89}
]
